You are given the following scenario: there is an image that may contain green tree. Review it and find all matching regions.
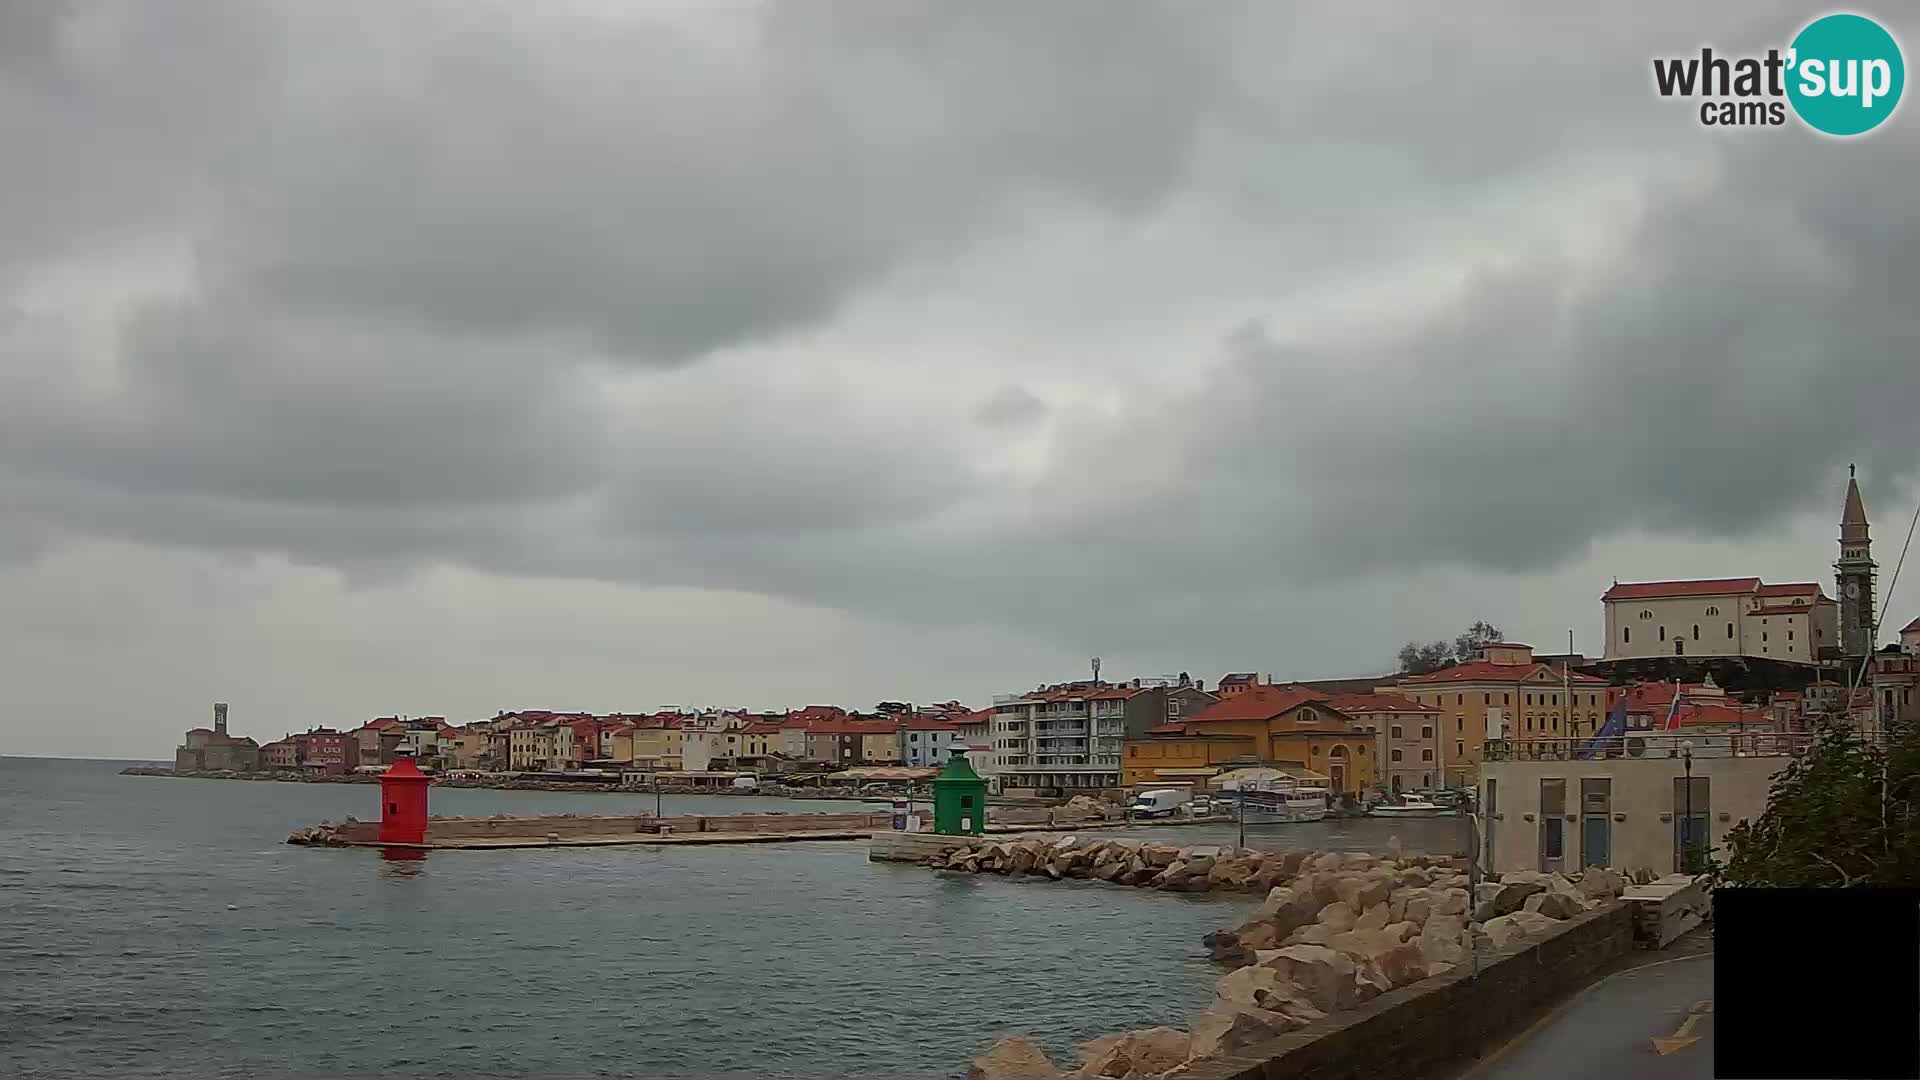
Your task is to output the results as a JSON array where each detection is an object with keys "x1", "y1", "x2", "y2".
[
  {"x1": 1716, "y1": 721, "x2": 1920, "y2": 886},
  {"x1": 1395, "y1": 620, "x2": 1504, "y2": 675}
]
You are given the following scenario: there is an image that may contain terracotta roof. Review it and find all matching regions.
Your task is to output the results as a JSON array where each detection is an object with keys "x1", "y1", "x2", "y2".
[
  {"x1": 739, "y1": 722, "x2": 784, "y2": 735},
  {"x1": 953, "y1": 708, "x2": 993, "y2": 726},
  {"x1": 1398, "y1": 661, "x2": 1606, "y2": 685},
  {"x1": 1485, "y1": 642, "x2": 1533, "y2": 650},
  {"x1": 1218, "y1": 673, "x2": 1259, "y2": 685},
  {"x1": 1602, "y1": 577, "x2": 1761, "y2": 601},
  {"x1": 1145, "y1": 723, "x2": 1191, "y2": 735},
  {"x1": 1184, "y1": 684, "x2": 1328, "y2": 723},
  {"x1": 785, "y1": 705, "x2": 849, "y2": 724},
  {"x1": 1321, "y1": 691, "x2": 1437, "y2": 714},
  {"x1": 899, "y1": 716, "x2": 962, "y2": 731},
  {"x1": 1903, "y1": 617, "x2": 1920, "y2": 634},
  {"x1": 1674, "y1": 702, "x2": 1771, "y2": 726},
  {"x1": 1757, "y1": 582, "x2": 1826, "y2": 598}
]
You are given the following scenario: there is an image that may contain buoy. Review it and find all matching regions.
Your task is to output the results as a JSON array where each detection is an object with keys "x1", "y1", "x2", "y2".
[{"x1": 226, "y1": 904, "x2": 238, "y2": 911}]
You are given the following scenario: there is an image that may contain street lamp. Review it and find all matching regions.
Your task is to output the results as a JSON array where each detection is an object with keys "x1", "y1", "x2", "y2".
[{"x1": 1680, "y1": 739, "x2": 1695, "y2": 874}]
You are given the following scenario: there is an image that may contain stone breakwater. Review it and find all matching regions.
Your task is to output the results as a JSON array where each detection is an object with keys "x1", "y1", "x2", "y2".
[
  {"x1": 948, "y1": 839, "x2": 1632, "y2": 1080},
  {"x1": 123, "y1": 766, "x2": 899, "y2": 800}
]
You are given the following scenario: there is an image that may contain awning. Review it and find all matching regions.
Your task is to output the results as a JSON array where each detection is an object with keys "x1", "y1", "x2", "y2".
[{"x1": 1151, "y1": 767, "x2": 1223, "y2": 777}]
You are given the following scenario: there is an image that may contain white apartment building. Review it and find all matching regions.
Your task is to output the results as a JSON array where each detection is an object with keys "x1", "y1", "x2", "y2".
[
  {"x1": 1602, "y1": 578, "x2": 1837, "y2": 663},
  {"x1": 990, "y1": 684, "x2": 1129, "y2": 794}
]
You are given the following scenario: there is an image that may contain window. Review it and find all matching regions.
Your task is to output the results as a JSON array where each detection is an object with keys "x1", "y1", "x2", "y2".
[
  {"x1": 1762, "y1": 631, "x2": 1769, "y2": 642},
  {"x1": 1483, "y1": 693, "x2": 1491, "y2": 705},
  {"x1": 1551, "y1": 717, "x2": 1559, "y2": 732},
  {"x1": 1455, "y1": 741, "x2": 1465, "y2": 758},
  {"x1": 1128, "y1": 746, "x2": 1136, "y2": 758},
  {"x1": 1456, "y1": 716, "x2": 1463, "y2": 732},
  {"x1": 1692, "y1": 624, "x2": 1700, "y2": 640},
  {"x1": 1421, "y1": 725, "x2": 1434, "y2": 739},
  {"x1": 1552, "y1": 694, "x2": 1559, "y2": 706},
  {"x1": 1623, "y1": 627, "x2": 1631, "y2": 644},
  {"x1": 1526, "y1": 694, "x2": 1533, "y2": 705},
  {"x1": 1727, "y1": 622, "x2": 1735, "y2": 638},
  {"x1": 1391, "y1": 725, "x2": 1403, "y2": 739},
  {"x1": 1659, "y1": 626, "x2": 1667, "y2": 641},
  {"x1": 1788, "y1": 629, "x2": 1794, "y2": 641},
  {"x1": 1423, "y1": 773, "x2": 1432, "y2": 788},
  {"x1": 1639, "y1": 609, "x2": 1653, "y2": 619},
  {"x1": 1456, "y1": 693, "x2": 1463, "y2": 705},
  {"x1": 1503, "y1": 694, "x2": 1511, "y2": 705},
  {"x1": 1391, "y1": 749, "x2": 1403, "y2": 762},
  {"x1": 1422, "y1": 749, "x2": 1434, "y2": 761},
  {"x1": 1706, "y1": 605, "x2": 1720, "y2": 616}
]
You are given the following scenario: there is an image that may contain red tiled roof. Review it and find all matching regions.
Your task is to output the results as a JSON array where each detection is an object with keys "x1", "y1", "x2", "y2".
[
  {"x1": 1398, "y1": 661, "x2": 1607, "y2": 685},
  {"x1": 1321, "y1": 691, "x2": 1437, "y2": 714},
  {"x1": 953, "y1": 708, "x2": 993, "y2": 726},
  {"x1": 1184, "y1": 684, "x2": 1328, "y2": 723},
  {"x1": 1485, "y1": 642, "x2": 1533, "y2": 650},
  {"x1": 785, "y1": 705, "x2": 849, "y2": 724},
  {"x1": 1602, "y1": 577, "x2": 1761, "y2": 601},
  {"x1": 1145, "y1": 723, "x2": 1191, "y2": 734},
  {"x1": 1757, "y1": 582, "x2": 1826, "y2": 598},
  {"x1": 739, "y1": 722, "x2": 784, "y2": 735},
  {"x1": 1674, "y1": 702, "x2": 1771, "y2": 726},
  {"x1": 899, "y1": 716, "x2": 962, "y2": 731}
]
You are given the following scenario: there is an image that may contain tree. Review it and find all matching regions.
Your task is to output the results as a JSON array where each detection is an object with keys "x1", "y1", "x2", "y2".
[
  {"x1": 1397, "y1": 641, "x2": 1455, "y2": 675},
  {"x1": 1716, "y1": 721, "x2": 1920, "y2": 886},
  {"x1": 1395, "y1": 620, "x2": 1505, "y2": 675}
]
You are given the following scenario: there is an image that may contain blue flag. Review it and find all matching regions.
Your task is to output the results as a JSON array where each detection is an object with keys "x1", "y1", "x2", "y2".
[{"x1": 1576, "y1": 696, "x2": 1628, "y2": 759}]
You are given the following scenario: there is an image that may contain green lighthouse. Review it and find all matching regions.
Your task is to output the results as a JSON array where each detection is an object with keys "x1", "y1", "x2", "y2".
[{"x1": 931, "y1": 742, "x2": 987, "y2": 835}]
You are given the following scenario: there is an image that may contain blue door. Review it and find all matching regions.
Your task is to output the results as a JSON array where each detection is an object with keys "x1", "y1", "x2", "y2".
[{"x1": 1582, "y1": 814, "x2": 1610, "y2": 869}]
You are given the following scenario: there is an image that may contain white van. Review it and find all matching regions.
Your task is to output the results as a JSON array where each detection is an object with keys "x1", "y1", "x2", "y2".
[{"x1": 1127, "y1": 788, "x2": 1192, "y2": 818}]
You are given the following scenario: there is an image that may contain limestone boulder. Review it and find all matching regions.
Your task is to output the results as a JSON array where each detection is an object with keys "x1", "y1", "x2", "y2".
[
  {"x1": 1394, "y1": 866, "x2": 1433, "y2": 889},
  {"x1": 1143, "y1": 845, "x2": 1180, "y2": 868},
  {"x1": 1484, "y1": 881, "x2": 1545, "y2": 917},
  {"x1": 1310, "y1": 851, "x2": 1345, "y2": 872},
  {"x1": 1354, "y1": 903, "x2": 1390, "y2": 932},
  {"x1": 1258, "y1": 944, "x2": 1358, "y2": 1013},
  {"x1": 1208, "y1": 858, "x2": 1256, "y2": 890},
  {"x1": 1376, "y1": 939, "x2": 1429, "y2": 988},
  {"x1": 1188, "y1": 1005, "x2": 1301, "y2": 1060},
  {"x1": 1431, "y1": 888, "x2": 1469, "y2": 917},
  {"x1": 1316, "y1": 901, "x2": 1356, "y2": 933},
  {"x1": 967, "y1": 1036, "x2": 1063, "y2": 1080},
  {"x1": 1008, "y1": 845, "x2": 1038, "y2": 874},
  {"x1": 1508, "y1": 910, "x2": 1561, "y2": 938},
  {"x1": 1400, "y1": 890, "x2": 1434, "y2": 927},
  {"x1": 1152, "y1": 860, "x2": 1191, "y2": 889},
  {"x1": 1282, "y1": 923, "x2": 1338, "y2": 947},
  {"x1": 1534, "y1": 892, "x2": 1585, "y2": 920},
  {"x1": 1418, "y1": 918, "x2": 1469, "y2": 969},
  {"x1": 1072, "y1": 1026, "x2": 1189, "y2": 1079},
  {"x1": 1481, "y1": 915, "x2": 1524, "y2": 949},
  {"x1": 1581, "y1": 867, "x2": 1627, "y2": 899}
]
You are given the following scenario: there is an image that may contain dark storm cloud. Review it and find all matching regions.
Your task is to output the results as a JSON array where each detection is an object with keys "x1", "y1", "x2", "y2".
[{"x1": 4, "y1": 0, "x2": 1918, "y2": 665}]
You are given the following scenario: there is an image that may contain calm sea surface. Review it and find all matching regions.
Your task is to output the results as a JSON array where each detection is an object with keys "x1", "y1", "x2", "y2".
[{"x1": 0, "y1": 758, "x2": 1463, "y2": 1079}]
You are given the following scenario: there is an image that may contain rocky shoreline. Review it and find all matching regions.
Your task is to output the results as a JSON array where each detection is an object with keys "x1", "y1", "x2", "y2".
[{"x1": 941, "y1": 837, "x2": 1633, "y2": 1079}]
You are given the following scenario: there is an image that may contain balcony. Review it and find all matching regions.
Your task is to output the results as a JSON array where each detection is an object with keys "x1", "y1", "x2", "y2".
[{"x1": 1484, "y1": 731, "x2": 1822, "y2": 762}]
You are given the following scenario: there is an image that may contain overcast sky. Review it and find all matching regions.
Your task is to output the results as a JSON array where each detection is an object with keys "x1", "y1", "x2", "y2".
[{"x1": 5, "y1": 2, "x2": 1917, "y2": 757}]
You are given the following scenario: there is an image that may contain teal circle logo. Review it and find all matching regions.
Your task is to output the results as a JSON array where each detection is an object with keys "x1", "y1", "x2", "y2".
[{"x1": 1787, "y1": 13, "x2": 1905, "y2": 136}]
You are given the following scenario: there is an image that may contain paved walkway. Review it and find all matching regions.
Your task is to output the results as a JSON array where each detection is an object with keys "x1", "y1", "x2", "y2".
[
  {"x1": 351, "y1": 830, "x2": 876, "y2": 850},
  {"x1": 1446, "y1": 936, "x2": 1715, "y2": 1080}
]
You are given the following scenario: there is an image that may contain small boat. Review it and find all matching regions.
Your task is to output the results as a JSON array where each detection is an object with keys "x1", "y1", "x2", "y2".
[
  {"x1": 1228, "y1": 785, "x2": 1330, "y2": 823},
  {"x1": 1367, "y1": 797, "x2": 1454, "y2": 818}
]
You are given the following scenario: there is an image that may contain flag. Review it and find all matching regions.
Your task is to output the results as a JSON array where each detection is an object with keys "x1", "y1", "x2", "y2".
[
  {"x1": 1576, "y1": 695, "x2": 1628, "y2": 759},
  {"x1": 1663, "y1": 682, "x2": 1687, "y2": 731}
]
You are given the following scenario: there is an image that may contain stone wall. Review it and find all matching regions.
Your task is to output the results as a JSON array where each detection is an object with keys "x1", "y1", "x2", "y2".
[
  {"x1": 1170, "y1": 904, "x2": 1633, "y2": 1080},
  {"x1": 869, "y1": 831, "x2": 995, "y2": 864},
  {"x1": 310, "y1": 811, "x2": 916, "y2": 845}
]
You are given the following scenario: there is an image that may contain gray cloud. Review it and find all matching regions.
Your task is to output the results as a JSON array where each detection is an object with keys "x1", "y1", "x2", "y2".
[{"x1": 3, "y1": 0, "x2": 1919, "y2": 738}]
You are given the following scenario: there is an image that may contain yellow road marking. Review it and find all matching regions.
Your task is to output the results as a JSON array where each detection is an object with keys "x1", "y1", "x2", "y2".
[{"x1": 1651, "y1": 999, "x2": 1712, "y2": 1055}]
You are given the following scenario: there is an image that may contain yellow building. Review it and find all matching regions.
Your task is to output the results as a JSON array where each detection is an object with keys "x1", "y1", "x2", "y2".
[
  {"x1": 1388, "y1": 642, "x2": 1609, "y2": 786},
  {"x1": 1129, "y1": 685, "x2": 1379, "y2": 795},
  {"x1": 1121, "y1": 733, "x2": 1255, "y2": 787},
  {"x1": 626, "y1": 723, "x2": 685, "y2": 770}
]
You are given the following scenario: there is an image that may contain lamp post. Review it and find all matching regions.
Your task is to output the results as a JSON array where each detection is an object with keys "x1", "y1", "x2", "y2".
[
  {"x1": 1237, "y1": 783, "x2": 1246, "y2": 849},
  {"x1": 1680, "y1": 738, "x2": 1695, "y2": 874}
]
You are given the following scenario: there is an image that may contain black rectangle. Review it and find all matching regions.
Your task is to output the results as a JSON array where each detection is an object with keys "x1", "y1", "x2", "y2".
[{"x1": 1715, "y1": 888, "x2": 1920, "y2": 1079}]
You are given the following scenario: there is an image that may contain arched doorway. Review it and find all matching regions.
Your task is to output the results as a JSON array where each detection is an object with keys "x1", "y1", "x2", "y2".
[{"x1": 1329, "y1": 744, "x2": 1348, "y2": 794}]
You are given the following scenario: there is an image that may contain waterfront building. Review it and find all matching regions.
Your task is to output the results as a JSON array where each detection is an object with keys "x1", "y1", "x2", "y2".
[
  {"x1": 348, "y1": 718, "x2": 405, "y2": 769},
  {"x1": 1138, "y1": 685, "x2": 1378, "y2": 795},
  {"x1": 899, "y1": 716, "x2": 964, "y2": 767},
  {"x1": 1870, "y1": 644, "x2": 1920, "y2": 731},
  {"x1": 259, "y1": 738, "x2": 299, "y2": 770},
  {"x1": 174, "y1": 702, "x2": 260, "y2": 771},
  {"x1": 1321, "y1": 692, "x2": 1442, "y2": 793},
  {"x1": 988, "y1": 675, "x2": 1218, "y2": 795},
  {"x1": 1388, "y1": 643, "x2": 1609, "y2": 787},
  {"x1": 1120, "y1": 730, "x2": 1256, "y2": 788},
  {"x1": 1480, "y1": 728, "x2": 1815, "y2": 876},
  {"x1": 291, "y1": 728, "x2": 349, "y2": 775}
]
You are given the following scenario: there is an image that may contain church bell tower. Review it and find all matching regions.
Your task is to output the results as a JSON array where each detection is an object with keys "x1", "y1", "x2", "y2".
[{"x1": 1836, "y1": 464, "x2": 1877, "y2": 657}]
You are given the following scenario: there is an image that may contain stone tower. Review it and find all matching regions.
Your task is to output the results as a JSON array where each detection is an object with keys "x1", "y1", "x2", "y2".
[{"x1": 1836, "y1": 465, "x2": 1877, "y2": 657}]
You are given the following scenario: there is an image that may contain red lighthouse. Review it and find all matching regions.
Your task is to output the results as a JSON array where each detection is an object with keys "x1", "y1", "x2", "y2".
[{"x1": 378, "y1": 753, "x2": 430, "y2": 846}]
